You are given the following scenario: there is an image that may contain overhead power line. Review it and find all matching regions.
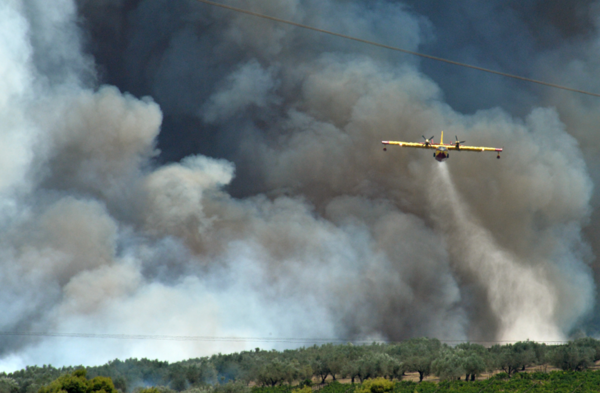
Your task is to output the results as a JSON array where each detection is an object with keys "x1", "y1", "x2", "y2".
[
  {"x1": 195, "y1": 0, "x2": 600, "y2": 98},
  {"x1": 0, "y1": 332, "x2": 340, "y2": 343},
  {"x1": 0, "y1": 332, "x2": 569, "y2": 345}
]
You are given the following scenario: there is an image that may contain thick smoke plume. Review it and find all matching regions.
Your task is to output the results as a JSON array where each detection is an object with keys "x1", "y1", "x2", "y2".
[{"x1": 0, "y1": 0, "x2": 599, "y2": 370}]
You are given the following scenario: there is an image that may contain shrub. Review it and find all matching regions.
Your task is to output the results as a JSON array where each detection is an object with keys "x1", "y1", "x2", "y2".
[{"x1": 357, "y1": 378, "x2": 394, "y2": 393}]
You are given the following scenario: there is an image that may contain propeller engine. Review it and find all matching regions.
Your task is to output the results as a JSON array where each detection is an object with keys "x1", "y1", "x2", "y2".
[
  {"x1": 453, "y1": 135, "x2": 466, "y2": 148},
  {"x1": 422, "y1": 135, "x2": 435, "y2": 146}
]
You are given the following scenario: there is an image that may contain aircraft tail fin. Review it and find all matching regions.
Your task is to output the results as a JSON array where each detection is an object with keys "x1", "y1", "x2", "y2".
[{"x1": 440, "y1": 130, "x2": 444, "y2": 145}]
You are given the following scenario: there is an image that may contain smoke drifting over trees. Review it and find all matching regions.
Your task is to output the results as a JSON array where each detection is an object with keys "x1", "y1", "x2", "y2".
[{"x1": 1, "y1": 0, "x2": 600, "y2": 369}]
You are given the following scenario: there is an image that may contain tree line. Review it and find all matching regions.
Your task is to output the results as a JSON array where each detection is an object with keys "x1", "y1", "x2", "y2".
[{"x1": 1, "y1": 337, "x2": 600, "y2": 393}]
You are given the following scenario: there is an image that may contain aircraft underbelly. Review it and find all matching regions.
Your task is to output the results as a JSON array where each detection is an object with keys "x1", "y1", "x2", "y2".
[{"x1": 434, "y1": 151, "x2": 448, "y2": 162}]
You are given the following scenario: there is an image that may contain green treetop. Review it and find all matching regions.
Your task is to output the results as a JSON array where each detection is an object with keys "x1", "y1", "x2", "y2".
[{"x1": 38, "y1": 370, "x2": 117, "y2": 393}]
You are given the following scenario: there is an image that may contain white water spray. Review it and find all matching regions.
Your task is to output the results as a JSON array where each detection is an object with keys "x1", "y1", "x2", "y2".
[{"x1": 429, "y1": 163, "x2": 563, "y2": 342}]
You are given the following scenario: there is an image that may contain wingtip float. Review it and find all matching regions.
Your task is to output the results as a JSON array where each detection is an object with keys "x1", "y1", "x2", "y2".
[{"x1": 382, "y1": 131, "x2": 503, "y2": 161}]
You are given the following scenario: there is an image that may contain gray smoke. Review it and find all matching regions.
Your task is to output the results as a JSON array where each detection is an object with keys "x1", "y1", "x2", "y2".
[{"x1": 0, "y1": 0, "x2": 598, "y2": 370}]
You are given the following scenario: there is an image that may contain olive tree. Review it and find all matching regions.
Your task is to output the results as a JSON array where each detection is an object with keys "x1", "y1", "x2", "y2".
[
  {"x1": 401, "y1": 338, "x2": 441, "y2": 382},
  {"x1": 455, "y1": 343, "x2": 488, "y2": 381},
  {"x1": 490, "y1": 342, "x2": 538, "y2": 376},
  {"x1": 550, "y1": 343, "x2": 595, "y2": 371},
  {"x1": 0, "y1": 378, "x2": 18, "y2": 393},
  {"x1": 431, "y1": 349, "x2": 464, "y2": 381}
]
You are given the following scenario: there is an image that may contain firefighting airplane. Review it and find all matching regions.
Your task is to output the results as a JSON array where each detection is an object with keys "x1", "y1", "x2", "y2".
[{"x1": 382, "y1": 131, "x2": 503, "y2": 162}]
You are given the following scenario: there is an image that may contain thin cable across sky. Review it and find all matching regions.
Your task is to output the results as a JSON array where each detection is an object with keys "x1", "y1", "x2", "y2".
[
  {"x1": 195, "y1": 0, "x2": 600, "y2": 98},
  {"x1": 0, "y1": 332, "x2": 569, "y2": 345}
]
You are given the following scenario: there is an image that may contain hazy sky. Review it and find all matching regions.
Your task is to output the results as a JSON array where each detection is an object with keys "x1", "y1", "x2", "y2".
[{"x1": 1, "y1": 0, "x2": 600, "y2": 371}]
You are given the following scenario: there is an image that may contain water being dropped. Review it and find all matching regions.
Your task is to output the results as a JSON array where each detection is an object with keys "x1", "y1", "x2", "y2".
[{"x1": 429, "y1": 163, "x2": 563, "y2": 342}]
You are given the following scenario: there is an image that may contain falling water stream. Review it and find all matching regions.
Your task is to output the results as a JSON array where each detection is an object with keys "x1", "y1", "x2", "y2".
[{"x1": 429, "y1": 163, "x2": 563, "y2": 342}]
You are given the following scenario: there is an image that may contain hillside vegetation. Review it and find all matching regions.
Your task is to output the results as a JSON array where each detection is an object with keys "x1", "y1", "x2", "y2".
[{"x1": 2, "y1": 338, "x2": 600, "y2": 393}]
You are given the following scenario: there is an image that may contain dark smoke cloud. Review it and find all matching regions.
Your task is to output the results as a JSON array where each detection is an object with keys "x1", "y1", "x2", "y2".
[
  {"x1": 0, "y1": 0, "x2": 599, "y2": 370},
  {"x1": 399, "y1": 0, "x2": 598, "y2": 115}
]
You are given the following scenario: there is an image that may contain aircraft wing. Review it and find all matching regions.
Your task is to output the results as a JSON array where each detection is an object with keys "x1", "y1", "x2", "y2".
[
  {"x1": 447, "y1": 145, "x2": 503, "y2": 152},
  {"x1": 381, "y1": 141, "x2": 436, "y2": 149}
]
